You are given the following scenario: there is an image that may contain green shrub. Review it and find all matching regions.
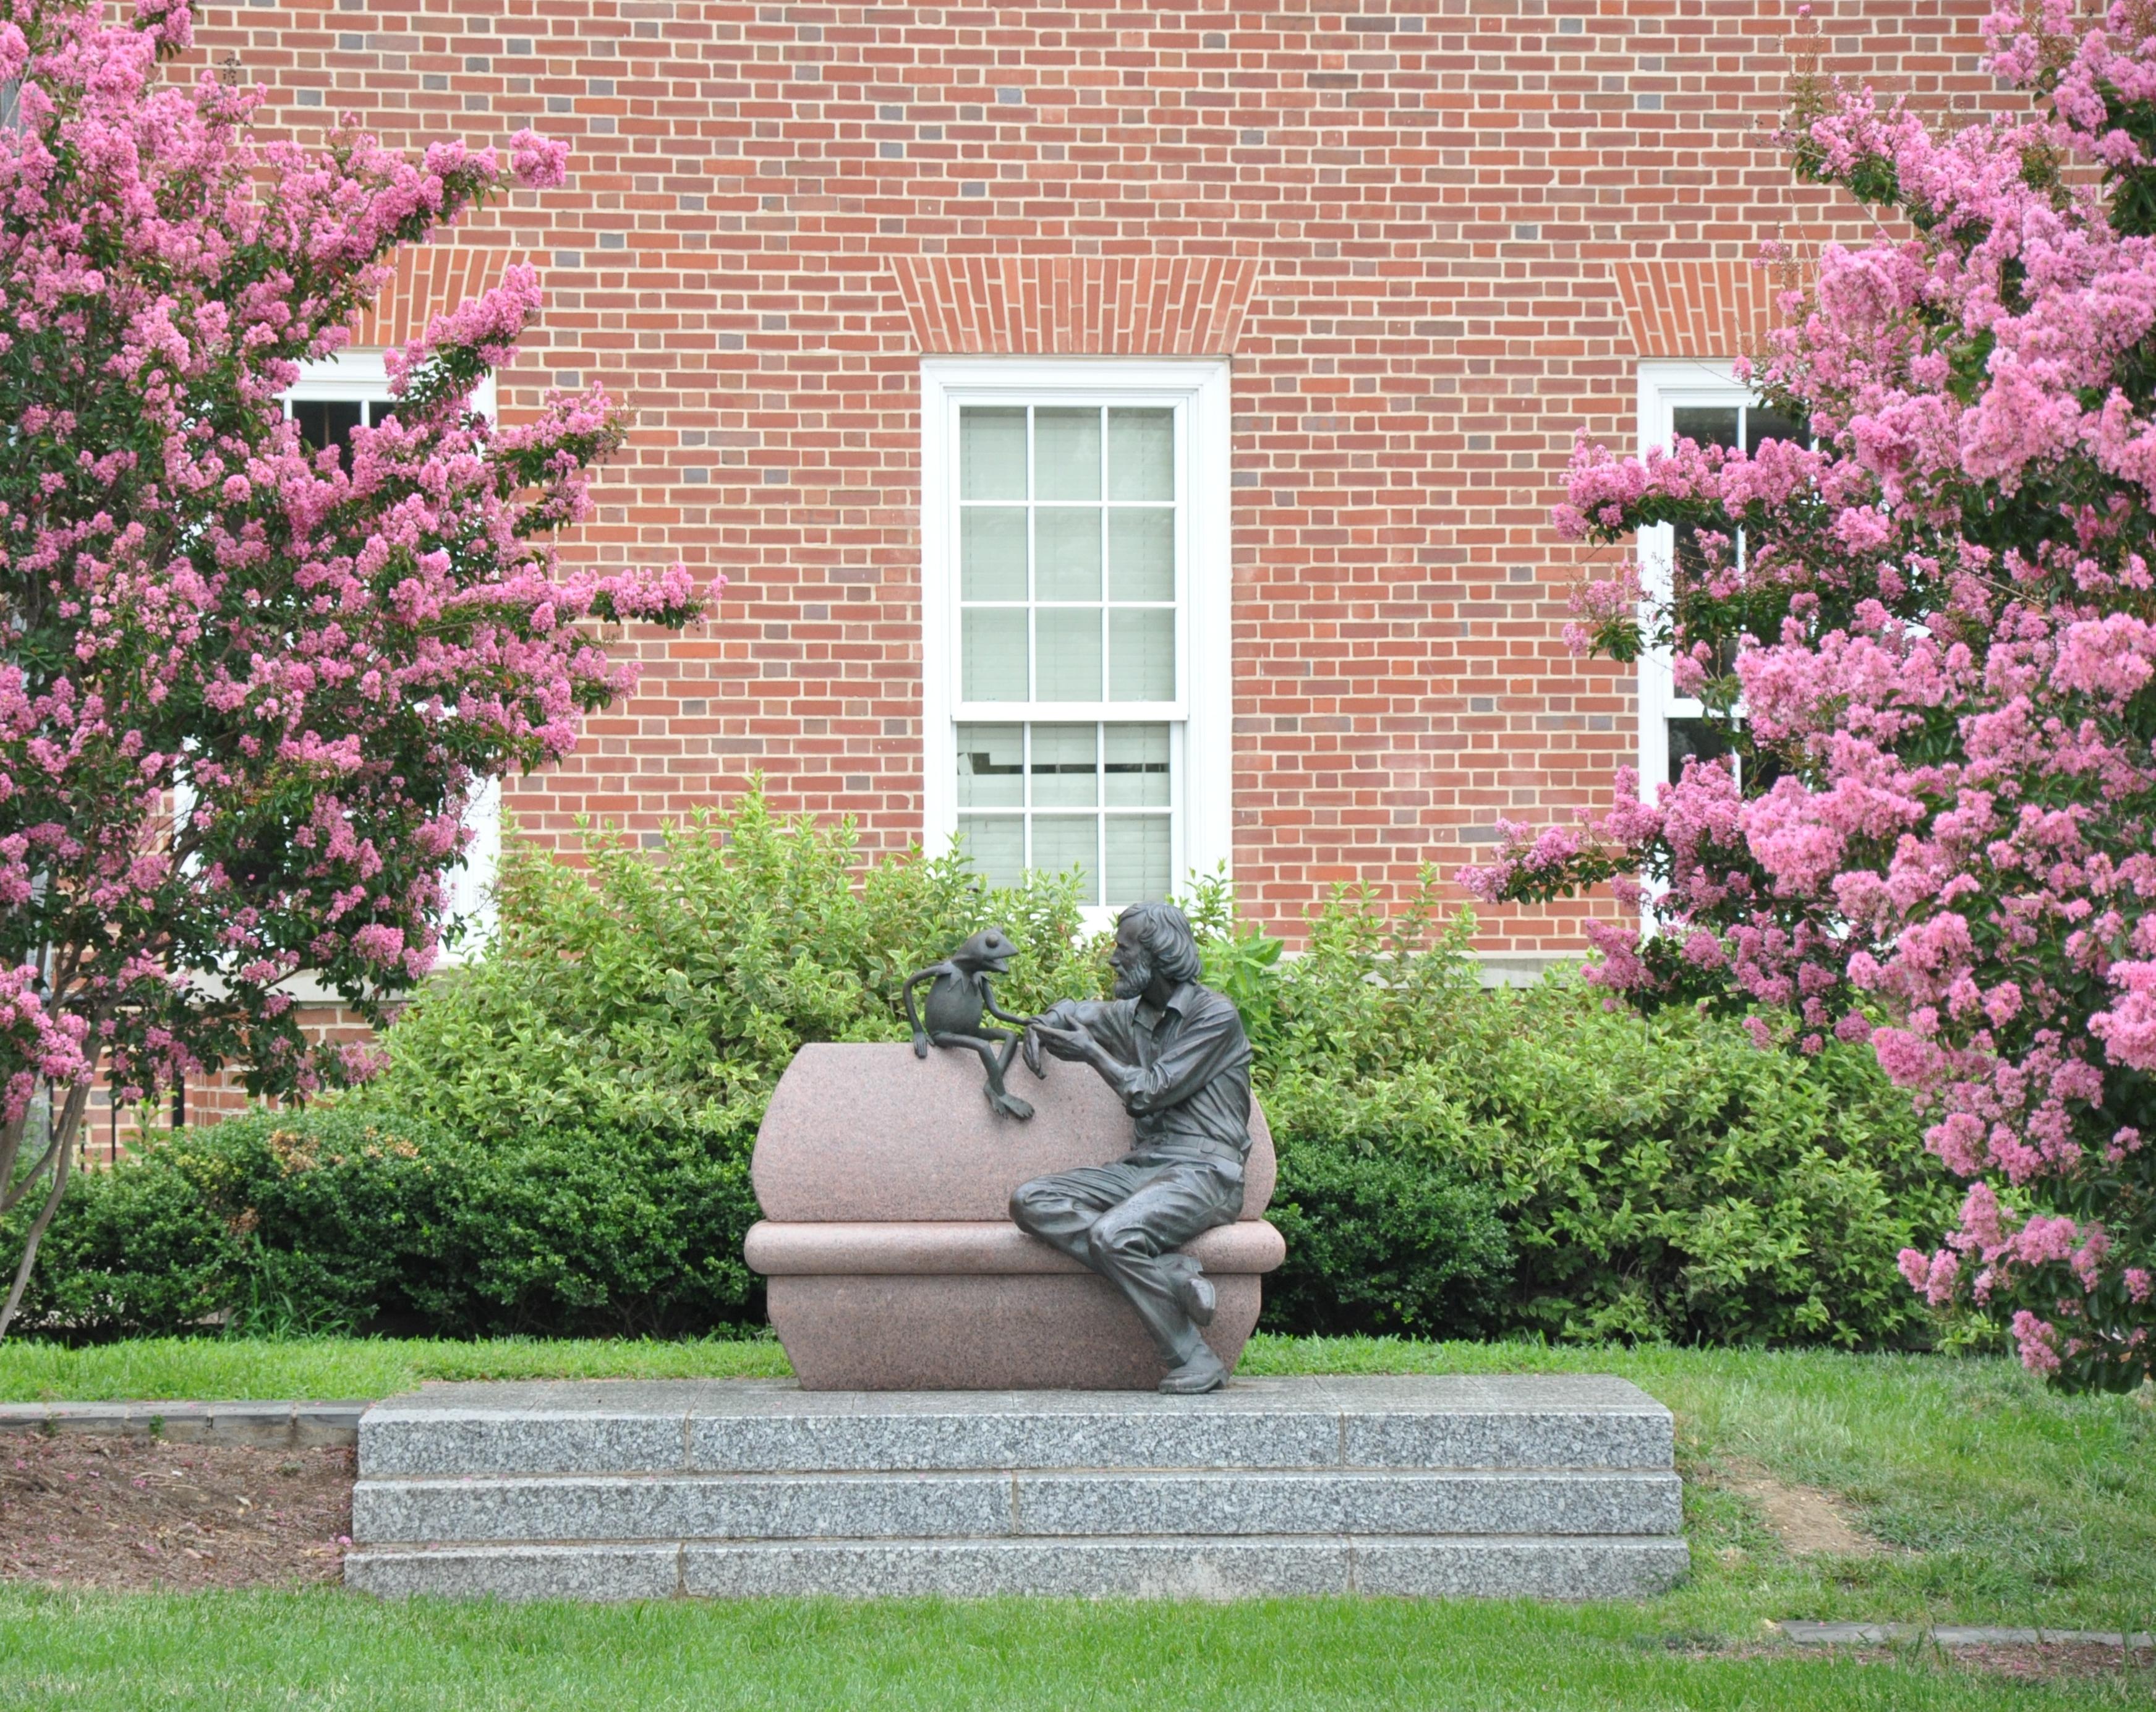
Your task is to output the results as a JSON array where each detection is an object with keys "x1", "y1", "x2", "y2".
[
  {"x1": 1258, "y1": 1089, "x2": 1516, "y2": 1339},
  {"x1": 1242, "y1": 884, "x2": 1958, "y2": 1347},
  {"x1": 15, "y1": 799, "x2": 1953, "y2": 1350},
  {"x1": 11, "y1": 1106, "x2": 445, "y2": 1338},
  {"x1": 8, "y1": 1145, "x2": 237, "y2": 1339}
]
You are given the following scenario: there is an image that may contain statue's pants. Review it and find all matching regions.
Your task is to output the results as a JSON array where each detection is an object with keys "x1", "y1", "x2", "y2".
[{"x1": 1009, "y1": 1155, "x2": 1246, "y2": 1368}]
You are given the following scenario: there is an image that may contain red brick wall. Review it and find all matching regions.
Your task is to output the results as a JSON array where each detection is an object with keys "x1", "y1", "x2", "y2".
[{"x1": 185, "y1": 0, "x2": 2009, "y2": 950}]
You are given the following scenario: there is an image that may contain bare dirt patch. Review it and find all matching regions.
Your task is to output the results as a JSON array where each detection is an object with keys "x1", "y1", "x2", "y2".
[
  {"x1": 1716, "y1": 1460, "x2": 1885, "y2": 1556},
  {"x1": 1949, "y1": 1641, "x2": 2156, "y2": 1684},
  {"x1": 1695, "y1": 1640, "x2": 2155, "y2": 1687},
  {"x1": 0, "y1": 1433, "x2": 352, "y2": 1591}
]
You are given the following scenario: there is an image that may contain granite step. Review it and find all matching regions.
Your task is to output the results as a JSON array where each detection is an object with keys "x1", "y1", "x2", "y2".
[
  {"x1": 344, "y1": 1533, "x2": 1694, "y2": 1601},
  {"x1": 354, "y1": 1467, "x2": 1683, "y2": 1544},
  {"x1": 357, "y1": 1375, "x2": 1674, "y2": 1476}
]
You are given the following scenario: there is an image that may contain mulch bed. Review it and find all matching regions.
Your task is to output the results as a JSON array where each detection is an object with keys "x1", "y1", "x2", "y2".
[{"x1": 0, "y1": 1433, "x2": 352, "y2": 1591}]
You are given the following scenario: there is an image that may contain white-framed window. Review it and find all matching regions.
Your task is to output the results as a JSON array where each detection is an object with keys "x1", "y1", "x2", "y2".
[
  {"x1": 1635, "y1": 360, "x2": 1804, "y2": 796},
  {"x1": 921, "y1": 359, "x2": 1232, "y2": 923},
  {"x1": 283, "y1": 352, "x2": 501, "y2": 961}
]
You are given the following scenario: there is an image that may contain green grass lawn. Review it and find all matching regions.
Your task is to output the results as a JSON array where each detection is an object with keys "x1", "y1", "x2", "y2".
[
  {"x1": 2, "y1": 1333, "x2": 2152, "y2": 1709},
  {"x1": 4, "y1": 1586, "x2": 2146, "y2": 1711},
  {"x1": 0, "y1": 1328, "x2": 794, "y2": 1402}
]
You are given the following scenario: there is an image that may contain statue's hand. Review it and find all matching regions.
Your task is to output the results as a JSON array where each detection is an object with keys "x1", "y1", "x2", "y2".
[
  {"x1": 1028, "y1": 1021, "x2": 1097, "y2": 1065},
  {"x1": 1022, "y1": 1024, "x2": 1046, "y2": 1078},
  {"x1": 912, "y1": 1028, "x2": 931, "y2": 1059}
]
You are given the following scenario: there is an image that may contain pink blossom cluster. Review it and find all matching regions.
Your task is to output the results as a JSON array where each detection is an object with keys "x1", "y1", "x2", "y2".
[
  {"x1": 1465, "y1": 2, "x2": 2156, "y2": 1392},
  {"x1": 1561, "y1": 562, "x2": 1645, "y2": 659},
  {"x1": 0, "y1": 0, "x2": 713, "y2": 1329},
  {"x1": 0, "y1": 964, "x2": 89, "y2": 1126}
]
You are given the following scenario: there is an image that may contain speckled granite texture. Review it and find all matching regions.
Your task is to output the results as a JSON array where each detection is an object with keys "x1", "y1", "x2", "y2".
[
  {"x1": 346, "y1": 1536, "x2": 1691, "y2": 1602},
  {"x1": 744, "y1": 1041, "x2": 1285, "y2": 1390},
  {"x1": 357, "y1": 1375, "x2": 1674, "y2": 1476},
  {"x1": 354, "y1": 1468, "x2": 1681, "y2": 1544},
  {"x1": 751, "y1": 1042, "x2": 1277, "y2": 1222},
  {"x1": 344, "y1": 1376, "x2": 1688, "y2": 1601},
  {"x1": 745, "y1": 1219, "x2": 1285, "y2": 1275},
  {"x1": 763, "y1": 1272, "x2": 1269, "y2": 1390}
]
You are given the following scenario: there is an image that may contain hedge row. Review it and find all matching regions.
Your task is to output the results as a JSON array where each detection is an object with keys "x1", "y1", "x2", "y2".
[{"x1": 12, "y1": 795, "x2": 1955, "y2": 1347}]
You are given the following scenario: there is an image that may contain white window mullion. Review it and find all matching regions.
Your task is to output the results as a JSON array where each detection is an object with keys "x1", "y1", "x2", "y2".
[{"x1": 1021, "y1": 722, "x2": 1033, "y2": 872}]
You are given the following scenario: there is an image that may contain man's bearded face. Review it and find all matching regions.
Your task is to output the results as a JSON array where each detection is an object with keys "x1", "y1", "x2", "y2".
[{"x1": 1110, "y1": 926, "x2": 1153, "y2": 1000}]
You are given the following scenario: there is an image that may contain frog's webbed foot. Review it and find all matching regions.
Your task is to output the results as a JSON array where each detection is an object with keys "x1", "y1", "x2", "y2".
[{"x1": 987, "y1": 1087, "x2": 1035, "y2": 1121}]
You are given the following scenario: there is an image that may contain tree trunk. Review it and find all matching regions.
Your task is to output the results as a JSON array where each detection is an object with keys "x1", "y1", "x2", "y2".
[{"x1": 0, "y1": 1078, "x2": 91, "y2": 1341}]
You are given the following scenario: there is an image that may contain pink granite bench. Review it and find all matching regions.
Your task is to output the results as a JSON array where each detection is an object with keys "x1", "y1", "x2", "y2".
[{"x1": 745, "y1": 1041, "x2": 1286, "y2": 1390}]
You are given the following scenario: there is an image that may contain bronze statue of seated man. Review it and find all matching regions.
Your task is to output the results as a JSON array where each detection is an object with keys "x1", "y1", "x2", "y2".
[{"x1": 1012, "y1": 901, "x2": 1251, "y2": 1395}]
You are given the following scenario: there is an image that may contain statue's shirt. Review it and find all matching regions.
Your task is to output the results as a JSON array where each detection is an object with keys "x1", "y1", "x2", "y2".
[{"x1": 1039, "y1": 981, "x2": 1253, "y2": 1164}]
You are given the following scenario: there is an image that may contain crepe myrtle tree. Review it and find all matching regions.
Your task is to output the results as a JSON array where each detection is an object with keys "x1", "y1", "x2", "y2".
[
  {"x1": 0, "y1": 0, "x2": 708, "y2": 1334},
  {"x1": 1462, "y1": 2, "x2": 2156, "y2": 1392}
]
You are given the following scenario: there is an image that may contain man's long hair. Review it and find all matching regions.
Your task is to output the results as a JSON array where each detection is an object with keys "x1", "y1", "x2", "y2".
[{"x1": 1118, "y1": 901, "x2": 1203, "y2": 986}]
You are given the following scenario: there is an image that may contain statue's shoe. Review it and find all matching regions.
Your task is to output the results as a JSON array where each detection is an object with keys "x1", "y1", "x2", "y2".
[
  {"x1": 1157, "y1": 1350, "x2": 1228, "y2": 1394},
  {"x1": 1159, "y1": 1253, "x2": 1216, "y2": 1326}
]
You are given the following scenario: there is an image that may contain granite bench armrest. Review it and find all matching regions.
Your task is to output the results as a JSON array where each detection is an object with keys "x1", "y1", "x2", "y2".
[{"x1": 745, "y1": 1219, "x2": 1285, "y2": 1278}]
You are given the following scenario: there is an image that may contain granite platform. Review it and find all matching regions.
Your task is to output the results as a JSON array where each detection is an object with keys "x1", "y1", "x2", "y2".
[{"x1": 343, "y1": 1374, "x2": 1690, "y2": 1601}]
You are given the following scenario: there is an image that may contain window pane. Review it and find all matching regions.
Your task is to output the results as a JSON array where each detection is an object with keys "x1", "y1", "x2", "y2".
[
  {"x1": 961, "y1": 407, "x2": 1028, "y2": 500},
  {"x1": 957, "y1": 816, "x2": 1025, "y2": 888},
  {"x1": 1108, "y1": 508, "x2": 1174, "y2": 602},
  {"x1": 1105, "y1": 816, "x2": 1172, "y2": 904},
  {"x1": 1032, "y1": 815, "x2": 1100, "y2": 903},
  {"x1": 1669, "y1": 717, "x2": 1735, "y2": 770},
  {"x1": 1672, "y1": 522, "x2": 1731, "y2": 592},
  {"x1": 294, "y1": 398, "x2": 365, "y2": 470},
  {"x1": 961, "y1": 608, "x2": 1029, "y2": 701},
  {"x1": 1109, "y1": 607, "x2": 1174, "y2": 701},
  {"x1": 1036, "y1": 607, "x2": 1102, "y2": 700},
  {"x1": 1104, "y1": 724, "x2": 1170, "y2": 807},
  {"x1": 956, "y1": 723, "x2": 1023, "y2": 807},
  {"x1": 961, "y1": 507, "x2": 1028, "y2": 600},
  {"x1": 1745, "y1": 407, "x2": 1805, "y2": 453},
  {"x1": 1036, "y1": 508, "x2": 1101, "y2": 601},
  {"x1": 1031, "y1": 724, "x2": 1097, "y2": 807},
  {"x1": 1034, "y1": 408, "x2": 1101, "y2": 501},
  {"x1": 1671, "y1": 406, "x2": 1739, "y2": 451},
  {"x1": 1108, "y1": 409, "x2": 1174, "y2": 500}
]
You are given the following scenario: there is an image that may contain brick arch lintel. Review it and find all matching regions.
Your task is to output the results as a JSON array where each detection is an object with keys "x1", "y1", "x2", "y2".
[
  {"x1": 1611, "y1": 257, "x2": 1807, "y2": 362},
  {"x1": 890, "y1": 255, "x2": 1264, "y2": 356},
  {"x1": 350, "y1": 242, "x2": 525, "y2": 352}
]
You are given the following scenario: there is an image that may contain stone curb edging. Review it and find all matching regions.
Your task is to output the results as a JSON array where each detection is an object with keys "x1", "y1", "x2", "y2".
[
  {"x1": 0, "y1": 1400, "x2": 366, "y2": 1447},
  {"x1": 1780, "y1": 1622, "x2": 2155, "y2": 1650}
]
